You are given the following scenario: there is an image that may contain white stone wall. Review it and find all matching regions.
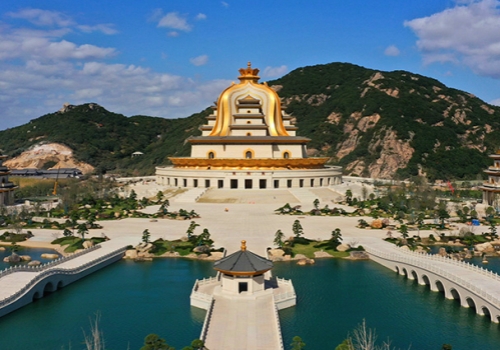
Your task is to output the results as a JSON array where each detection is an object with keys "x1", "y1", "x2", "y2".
[
  {"x1": 156, "y1": 166, "x2": 342, "y2": 189},
  {"x1": 221, "y1": 274, "x2": 265, "y2": 295},
  {"x1": 191, "y1": 144, "x2": 305, "y2": 159}
]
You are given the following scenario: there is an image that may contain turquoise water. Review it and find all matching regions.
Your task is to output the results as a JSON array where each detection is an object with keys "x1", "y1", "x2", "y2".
[
  {"x1": 0, "y1": 257, "x2": 500, "y2": 349},
  {"x1": 0, "y1": 247, "x2": 61, "y2": 269}
]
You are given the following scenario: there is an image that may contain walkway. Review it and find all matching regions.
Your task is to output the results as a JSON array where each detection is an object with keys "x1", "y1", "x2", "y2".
[
  {"x1": 0, "y1": 238, "x2": 130, "y2": 317},
  {"x1": 359, "y1": 237, "x2": 500, "y2": 322}
]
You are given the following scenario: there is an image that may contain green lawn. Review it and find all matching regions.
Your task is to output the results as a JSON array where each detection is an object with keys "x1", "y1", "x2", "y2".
[{"x1": 290, "y1": 241, "x2": 350, "y2": 259}]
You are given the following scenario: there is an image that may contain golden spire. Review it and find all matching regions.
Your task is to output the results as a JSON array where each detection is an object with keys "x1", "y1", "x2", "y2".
[
  {"x1": 241, "y1": 240, "x2": 247, "y2": 251},
  {"x1": 238, "y1": 62, "x2": 260, "y2": 81}
]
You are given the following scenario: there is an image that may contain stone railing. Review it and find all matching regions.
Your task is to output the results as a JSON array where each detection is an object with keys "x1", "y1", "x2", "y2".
[
  {"x1": 0, "y1": 245, "x2": 101, "y2": 279},
  {"x1": 200, "y1": 298, "x2": 215, "y2": 342},
  {"x1": 397, "y1": 247, "x2": 500, "y2": 283},
  {"x1": 0, "y1": 246, "x2": 125, "y2": 308},
  {"x1": 272, "y1": 303, "x2": 285, "y2": 350},
  {"x1": 274, "y1": 277, "x2": 296, "y2": 301},
  {"x1": 366, "y1": 246, "x2": 500, "y2": 309}
]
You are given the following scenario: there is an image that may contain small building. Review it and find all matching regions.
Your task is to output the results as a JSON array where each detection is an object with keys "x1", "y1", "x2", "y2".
[
  {"x1": 0, "y1": 154, "x2": 17, "y2": 206},
  {"x1": 480, "y1": 151, "x2": 500, "y2": 207},
  {"x1": 131, "y1": 151, "x2": 144, "y2": 158}
]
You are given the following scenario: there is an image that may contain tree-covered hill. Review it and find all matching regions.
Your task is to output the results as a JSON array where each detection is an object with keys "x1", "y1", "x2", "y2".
[
  {"x1": 1, "y1": 62, "x2": 500, "y2": 180},
  {"x1": 0, "y1": 103, "x2": 208, "y2": 176}
]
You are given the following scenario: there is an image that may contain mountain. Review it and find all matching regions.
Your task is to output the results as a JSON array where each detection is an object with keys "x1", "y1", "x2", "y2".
[
  {"x1": 268, "y1": 63, "x2": 500, "y2": 180},
  {"x1": 1, "y1": 62, "x2": 500, "y2": 180}
]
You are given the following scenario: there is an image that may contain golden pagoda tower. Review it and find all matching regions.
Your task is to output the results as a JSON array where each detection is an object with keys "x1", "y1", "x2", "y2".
[{"x1": 156, "y1": 63, "x2": 342, "y2": 189}]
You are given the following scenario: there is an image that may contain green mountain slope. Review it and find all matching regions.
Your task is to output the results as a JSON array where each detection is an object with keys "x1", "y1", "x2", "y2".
[{"x1": 1, "y1": 62, "x2": 499, "y2": 180}]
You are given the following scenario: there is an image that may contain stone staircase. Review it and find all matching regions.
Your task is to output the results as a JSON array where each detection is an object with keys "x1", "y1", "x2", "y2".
[
  {"x1": 288, "y1": 188, "x2": 320, "y2": 205},
  {"x1": 171, "y1": 187, "x2": 208, "y2": 203}
]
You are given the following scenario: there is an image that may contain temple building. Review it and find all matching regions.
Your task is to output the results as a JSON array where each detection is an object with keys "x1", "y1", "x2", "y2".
[
  {"x1": 481, "y1": 151, "x2": 500, "y2": 207},
  {"x1": 156, "y1": 63, "x2": 342, "y2": 189},
  {"x1": 0, "y1": 154, "x2": 17, "y2": 206}
]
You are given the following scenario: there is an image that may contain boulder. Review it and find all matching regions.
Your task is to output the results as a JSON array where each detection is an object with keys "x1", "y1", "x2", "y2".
[
  {"x1": 124, "y1": 250, "x2": 138, "y2": 259},
  {"x1": 208, "y1": 251, "x2": 224, "y2": 260},
  {"x1": 314, "y1": 251, "x2": 333, "y2": 258},
  {"x1": 268, "y1": 249, "x2": 285, "y2": 257},
  {"x1": 297, "y1": 259, "x2": 307, "y2": 266},
  {"x1": 20, "y1": 255, "x2": 32, "y2": 262},
  {"x1": 336, "y1": 244, "x2": 350, "y2": 252},
  {"x1": 434, "y1": 235, "x2": 441, "y2": 242},
  {"x1": 193, "y1": 246, "x2": 210, "y2": 253},
  {"x1": 349, "y1": 251, "x2": 369, "y2": 260},
  {"x1": 28, "y1": 260, "x2": 41, "y2": 266},
  {"x1": 0, "y1": 247, "x2": 5, "y2": 251},
  {"x1": 400, "y1": 245, "x2": 410, "y2": 251},
  {"x1": 82, "y1": 240, "x2": 94, "y2": 249},
  {"x1": 371, "y1": 219, "x2": 383, "y2": 229},
  {"x1": 5, "y1": 253, "x2": 21, "y2": 263},
  {"x1": 41, "y1": 253, "x2": 59, "y2": 259},
  {"x1": 294, "y1": 254, "x2": 307, "y2": 260},
  {"x1": 197, "y1": 254, "x2": 209, "y2": 259},
  {"x1": 136, "y1": 243, "x2": 153, "y2": 252},
  {"x1": 475, "y1": 242, "x2": 494, "y2": 253}
]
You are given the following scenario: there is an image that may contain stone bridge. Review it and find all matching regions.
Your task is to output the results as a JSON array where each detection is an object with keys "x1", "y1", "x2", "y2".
[
  {"x1": 0, "y1": 239, "x2": 129, "y2": 317},
  {"x1": 361, "y1": 238, "x2": 500, "y2": 323}
]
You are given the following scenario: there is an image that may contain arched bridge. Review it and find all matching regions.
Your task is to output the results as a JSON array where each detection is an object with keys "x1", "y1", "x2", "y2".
[
  {"x1": 360, "y1": 238, "x2": 500, "y2": 323},
  {"x1": 0, "y1": 239, "x2": 129, "y2": 318}
]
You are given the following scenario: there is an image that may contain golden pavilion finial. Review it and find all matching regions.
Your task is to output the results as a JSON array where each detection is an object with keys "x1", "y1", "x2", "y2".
[
  {"x1": 238, "y1": 62, "x2": 260, "y2": 81},
  {"x1": 241, "y1": 240, "x2": 247, "y2": 251}
]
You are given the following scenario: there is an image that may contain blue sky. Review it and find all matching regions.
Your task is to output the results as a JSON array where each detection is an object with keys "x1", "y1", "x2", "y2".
[{"x1": 2, "y1": 0, "x2": 500, "y2": 129}]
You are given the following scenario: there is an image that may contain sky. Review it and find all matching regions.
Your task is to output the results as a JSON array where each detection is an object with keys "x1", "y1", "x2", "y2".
[{"x1": 2, "y1": 0, "x2": 500, "y2": 129}]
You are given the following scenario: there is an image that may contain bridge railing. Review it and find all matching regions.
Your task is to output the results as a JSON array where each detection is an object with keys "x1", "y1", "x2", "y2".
[
  {"x1": 0, "y1": 246, "x2": 125, "y2": 308},
  {"x1": 200, "y1": 298, "x2": 215, "y2": 342},
  {"x1": 272, "y1": 303, "x2": 285, "y2": 350},
  {"x1": 0, "y1": 245, "x2": 101, "y2": 279},
  {"x1": 274, "y1": 277, "x2": 296, "y2": 301},
  {"x1": 366, "y1": 246, "x2": 500, "y2": 309},
  {"x1": 397, "y1": 247, "x2": 500, "y2": 283}
]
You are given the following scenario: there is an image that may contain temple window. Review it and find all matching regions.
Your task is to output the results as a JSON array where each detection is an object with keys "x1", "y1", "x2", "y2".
[
  {"x1": 208, "y1": 152, "x2": 215, "y2": 159},
  {"x1": 247, "y1": 121, "x2": 251, "y2": 124},
  {"x1": 246, "y1": 133, "x2": 252, "y2": 136},
  {"x1": 245, "y1": 151, "x2": 252, "y2": 159},
  {"x1": 283, "y1": 152, "x2": 290, "y2": 159}
]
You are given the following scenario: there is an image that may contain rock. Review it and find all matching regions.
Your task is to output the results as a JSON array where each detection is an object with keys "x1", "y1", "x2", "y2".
[
  {"x1": 6, "y1": 253, "x2": 21, "y2": 263},
  {"x1": 400, "y1": 245, "x2": 410, "y2": 251},
  {"x1": 84, "y1": 204, "x2": 91, "y2": 209},
  {"x1": 184, "y1": 253, "x2": 198, "y2": 259},
  {"x1": 136, "y1": 243, "x2": 153, "y2": 252},
  {"x1": 434, "y1": 235, "x2": 441, "y2": 242},
  {"x1": 114, "y1": 212, "x2": 121, "y2": 218},
  {"x1": 336, "y1": 244, "x2": 350, "y2": 252},
  {"x1": 268, "y1": 248, "x2": 285, "y2": 257},
  {"x1": 20, "y1": 255, "x2": 32, "y2": 262},
  {"x1": 193, "y1": 246, "x2": 210, "y2": 253},
  {"x1": 41, "y1": 253, "x2": 59, "y2": 259},
  {"x1": 28, "y1": 260, "x2": 41, "y2": 266},
  {"x1": 282, "y1": 255, "x2": 292, "y2": 261},
  {"x1": 475, "y1": 242, "x2": 493, "y2": 253},
  {"x1": 134, "y1": 256, "x2": 153, "y2": 262},
  {"x1": 297, "y1": 259, "x2": 307, "y2": 266},
  {"x1": 124, "y1": 250, "x2": 138, "y2": 259},
  {"x1": 314, "y1": 251, "x2": 333, "y2": 258},
  {"x1": 349, "y1": 251, "x2": 369, "y2": 260},
  {"x1": 82, "y1": 240, "x2": 94, "y2": 249},
  {"x1": 294, "y1": 254, "x2": 307, "y2": 260},
  {"x1": 371, "y1": 219, "x2": 383, "y2": 229},
  {"x1": 197, "y1": 254, "x2": 209, "y2": 259},
  {"x1": 0, "y1": 247, "x2": 4, "y2": 251},
  {"x1": 438, "y1": 247, "x2": 447, "y2": 257}
]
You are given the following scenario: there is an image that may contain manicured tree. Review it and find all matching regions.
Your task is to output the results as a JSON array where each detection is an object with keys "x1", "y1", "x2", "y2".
[
  {"x1": 489, "y1": 221, "x2": 498, "y2": 239},
  {"x1": 291, "y1": 336, "x2": 306, "y2": 350},
  {"x1": 331, "y1": 228, "x2": 343, "y2": 246},
  {"x1": 77, "y1": 223, "x2": 88, "y2": 240},
  {"x1": 274, "y1": 229, "x2": 285, "y2": 248},
  {"x1": 399, "y1": 224, "x2": 409, "y2": 239},
  {"x1": 438, "y1": 208, "x2": 450, "y2": 229},
  {"x1": 156, "y1": 191, "x2": 164, "y2": 202},
  {"x1": 186, "y1": 221, "x2": 200, "y2": 239},
  {"x1": 361, "y1": 186, "x2": 368, "y2": 201},
  {"x1": 313, "y1": 199, "x2": 320, "y2": 210},
  {"x1": 292, "y1": 220, "x2": 303, "y2": 238},
  {"x1": 142, "y1": 229, "x2": 151, "y2": 244},
  {"x1": 470, "y1": 209, "x2": 478, "y2": 219},
  {"x1": 345, "y1": 189, "x2": 353, "y2": 204},
  {"x1": 189, "y1": 339, "x2": 205, "y2": 349},
  {"x1": 159, "y1": 200, "x2": 170, "y2": 215},
  {"x1": 140, "y1": 334, "x2": 174, "y2": 350},
  {"x1": 197, "y1": 228, "x2": 213, "y2": 247},
  {"x1": 63, "y1": 228, "x2": 73, "y2": 237}
]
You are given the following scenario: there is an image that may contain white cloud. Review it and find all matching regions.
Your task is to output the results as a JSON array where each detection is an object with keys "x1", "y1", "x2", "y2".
[
  {"x1": 190, "y1": 54, "x2": 209, "y2": 66},
  {"x1": 77, "y1": 24, "x2": 118, "y2": 35},
  {"x1": 196, "y1": 13, "x2": 207, "y2": 20},
  {"x1": 221, "y1": 2, "x2": 229, "y2": 7},
  {"x1": 405, "y1": 0, "x2": 500, "y2": 78},
  {"x1": 384, "y1": 45, "x2": 400, "y2": 56},
  {"x1": 263, "y1": 65, "x2": 288, "y2": 77},
  {"x1": 157, "y1": 12, "x2": 191, "y2": 31},
  {"x1": 491, "y1": 98, "x2": 500, "y2": 106},
  {"x1": 0, "y1": 29, "x2": 116, "y2": 61},
  {"x1": 7, "y1": 8, "x2": 74, "y2": 27},
  {"x1": 167, "y1": 31, "x2": 180, "y2": 37}
]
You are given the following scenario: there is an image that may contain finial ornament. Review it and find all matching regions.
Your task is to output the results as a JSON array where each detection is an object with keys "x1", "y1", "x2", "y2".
[
  {"x1": 241, "y1": 240, "x2": 247, "y2": 251},
  {"x1": 238, "y1": 62, "x2": 260, "y2": 80}
]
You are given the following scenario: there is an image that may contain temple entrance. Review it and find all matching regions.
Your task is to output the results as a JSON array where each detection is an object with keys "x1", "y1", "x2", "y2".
[
  {"x1": 205, "y1": 179, "x2": 210, "y2": 188},
  {"x1": 245, "y1": 179, "x2": 253, "y2": 189},
  {"x1": 274, "y1": 180, "x2": 279, "y2": 188},
  {"x1": 259, "y1": 179, "x2": 266, "y2": 189},
  {"x1": 230, "y1": 179, "x2": 238, "y2": 189},
  {"x1": 238, "y1": 282, "x2": 248, "y2": 293},
  {"x1": 218, "y1": 180, "x2": 224, "y2": 189}
]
